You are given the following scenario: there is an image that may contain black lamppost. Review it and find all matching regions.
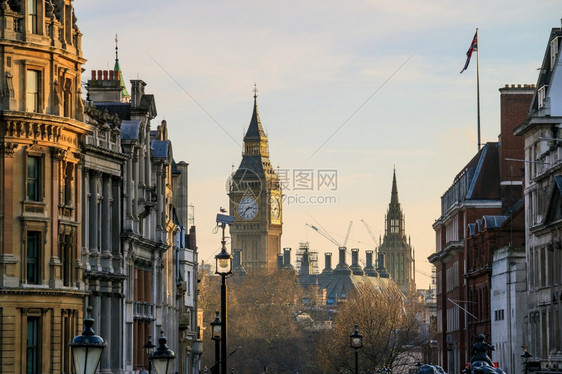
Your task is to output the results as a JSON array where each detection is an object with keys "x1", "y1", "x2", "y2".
[
  {"x1": 521, "y1": 346, "x2": 532, "y2": 374},
  {"x1": 70, "y1": 308, "x2": 106, "y2": 374},
  {"x1": 211, "y1": 311, "x2": 222, "y2": 373},
  {"x1": 216, "y1": 213, "x2": 234, "y2": 374},
  {"x1": 350, "y1": 325, "x2": 363, "y2": 374},
  {"x1": 149, "y1": 330, "x2": 175, "y2": 374},
  {"x1": 144, "y1": 335, "x2": 156, "y2": 374}
]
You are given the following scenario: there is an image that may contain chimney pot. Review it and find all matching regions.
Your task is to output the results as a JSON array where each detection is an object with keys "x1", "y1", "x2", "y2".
[
  {"x1": 91, "y1": 70, "x2": 96, "y2": 80},
  {"x1": 103, "y1": 70, "x2": 108, "y2": 80},
  {"x1": 324, "y1": 252, "x2": 332, "y2": 271},
  {"x1": 97, "y1": 70, "x2": 103, "y2": 80}
]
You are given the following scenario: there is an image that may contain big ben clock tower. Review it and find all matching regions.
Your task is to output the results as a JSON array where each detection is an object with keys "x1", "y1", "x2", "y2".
[{"x1": 228, "y1": 86, "x2": 282, "y2": 272}]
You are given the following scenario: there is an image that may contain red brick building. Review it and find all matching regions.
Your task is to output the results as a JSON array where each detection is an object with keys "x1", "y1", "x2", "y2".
[
  {"x1": 429, "y1": 85, "x2": 533, "y2": 374},
  {"x1": 465, "y1": 85, "x2": 532, "y2": 351}
]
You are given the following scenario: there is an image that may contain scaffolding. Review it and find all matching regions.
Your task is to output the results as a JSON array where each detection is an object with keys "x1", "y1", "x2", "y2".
[{"x1": 295, "y1": 242, "x2": 319, "y2": 275}]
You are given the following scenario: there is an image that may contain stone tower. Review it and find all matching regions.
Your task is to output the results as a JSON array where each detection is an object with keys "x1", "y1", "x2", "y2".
[
  {"x1": 229, "y1": 87, "x2": 282, "y2": 272},
  {"x1": 378, "y1": 168, "x2": 416, "y2": 295}
]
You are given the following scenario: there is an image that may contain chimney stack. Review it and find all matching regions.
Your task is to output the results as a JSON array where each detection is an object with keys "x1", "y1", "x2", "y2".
[
  {"x1": 364, "y1": 250, "x2": 378, "y2": 277},
  {"x1": 322, "y1": 252, "x2": 333, "y2": 274},
  {"x1": 350, "y1": 248, "x2": 364, "y2": 276},
  {"x1": 283, "y1": 248, "x2": 293, "y2": 270},
  {"x1": 377, "y1": 252, "x2": 389, "y2": 278}
]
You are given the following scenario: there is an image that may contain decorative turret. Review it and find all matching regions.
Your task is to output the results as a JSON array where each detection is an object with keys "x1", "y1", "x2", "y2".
[{"x1": 113, "y1": 34, "x2": 130, "y2": 102}]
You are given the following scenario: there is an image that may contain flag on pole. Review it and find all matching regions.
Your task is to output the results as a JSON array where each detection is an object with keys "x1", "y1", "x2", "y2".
[{"x1": 460, "y1": 31, "x2": 478, "y2": 73}]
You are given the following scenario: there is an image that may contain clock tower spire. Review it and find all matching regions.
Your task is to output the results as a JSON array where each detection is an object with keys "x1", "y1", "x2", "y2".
[{"x1": 229, "y1": 86, "x2": 282, "y2": 272}]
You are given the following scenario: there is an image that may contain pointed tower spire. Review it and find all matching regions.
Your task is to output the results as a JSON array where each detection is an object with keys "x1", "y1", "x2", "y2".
[
  {"x1": 391, "y1": 166, "x2": 399, "y2": 206},
  {"x1": 244, "y1": 83, "x2": 266, "y2": 140},
  {"x1": 113, "y1": 34, "x2": 130, "y2": 102}
]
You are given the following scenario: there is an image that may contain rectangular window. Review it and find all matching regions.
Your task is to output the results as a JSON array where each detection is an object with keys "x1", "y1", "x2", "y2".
[
  {"x1": 494, "y1": 309, "x2": 505, "y2": 321},
  {"x1": 27, "y1": 156, "x2": 41, "y2": 201},
  {"x1": 27, "y1": 231, "x2": 40, "y2": 284},
  {"x1": 26, "y1": 317, "x2": 39, "y2": 374},
  {"x1": 61, "y1": 233, "x2": 71, "y2": 287},
  {"x1": 26, "y1": 70, "x2": 40, "y2": 112},
  {"x1": 27, "y1": 0, "x2": 37, "y2": 34}
]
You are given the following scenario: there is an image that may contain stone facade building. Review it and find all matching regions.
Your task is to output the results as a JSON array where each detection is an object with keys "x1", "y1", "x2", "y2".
[
  {"x1": 86, "y1": 67, "x2": 199, "y2": 373},
  {"x1": 0, "y1": 1, "x2": 89, "y2": 372},
  {"x1": 514, "y1": 26, "x2": 562, "y2": 374},
  {"x1": 0, "y1": 2, "x2": 199, "y2": 373}
]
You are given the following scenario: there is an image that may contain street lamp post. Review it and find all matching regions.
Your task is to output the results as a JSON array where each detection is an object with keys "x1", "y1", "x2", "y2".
[
  {"x1": 216, "y1": 213, "x2": 233, "y2": 374},
  {"x1": 521, "y1": 346, "x2": 532, "y2": 374},
  {"x1": 211, "y1": 311, "x2": 222, "y2": 373},
  {"x1": 350, "y1": 325, "x2": 363, "y2": 374},
  {"x1": 70, "y1": 308, "x2": 106, "y2": 374},
  {"x1": 144, "y1": 336, "x2": 156, "y2": 374},
  {"x1": 149, "y1": 330, "x2": 176, "y2": 374}
]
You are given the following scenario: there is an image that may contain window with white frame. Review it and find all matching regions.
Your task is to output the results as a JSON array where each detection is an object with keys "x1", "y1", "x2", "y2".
[
  {"x1": 26, "y1": 156, "x2": 42, "y2": 201},
  {"x1": 26, "y1": 69, "x2": 40, "y2": 112},
  {"x1": 26, "y1": 0, "x2": 38, "y2": 34}
]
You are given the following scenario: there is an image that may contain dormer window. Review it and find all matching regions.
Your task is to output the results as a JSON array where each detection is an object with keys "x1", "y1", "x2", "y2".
[
  {"x1": 538, "y1": 85, "x2": 547, "y2": 109},
  {"x1": 550, "y1": 36, "x2": 559, "y2": 70}
]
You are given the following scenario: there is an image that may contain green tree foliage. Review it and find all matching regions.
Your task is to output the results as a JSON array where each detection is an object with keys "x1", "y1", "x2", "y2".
[{"x1": 315, "y1": 282, "x2": 424, "y2": 373}]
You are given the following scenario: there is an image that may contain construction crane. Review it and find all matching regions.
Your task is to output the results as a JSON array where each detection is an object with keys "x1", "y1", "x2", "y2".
[
  {"x1": 343, "y1": 221, "x2": 353, "y2": 247},
  {"x1": 305, "y1": 221, "x2": 353, "y2": 248},
  {"x1": 361, "y1": 219, "x2": 378, "y2": 246}
]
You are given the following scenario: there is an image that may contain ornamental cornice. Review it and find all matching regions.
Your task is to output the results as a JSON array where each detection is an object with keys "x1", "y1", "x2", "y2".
[
  {"x1": 0, "y1": 141, "x2": 17, "y2": 157},
  {"x1": 2, "y1": 111, "x2": 91, "y2": 141},
  {"x1": 0, "y1": 287, "x2": 88, "y2": 296}
]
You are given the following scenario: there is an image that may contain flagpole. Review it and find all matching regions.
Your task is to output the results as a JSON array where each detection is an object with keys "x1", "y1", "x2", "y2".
[{"x1": 476, "y1": 28, "x2": 481, "y2": 151}]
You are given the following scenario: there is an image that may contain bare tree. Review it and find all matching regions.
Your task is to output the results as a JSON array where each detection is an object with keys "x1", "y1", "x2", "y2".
[
  {"x1": 315, "y1": 282, "x2": 425, "y2": 374},
  {"x1": 200, "y1": 269, "x2": 312, "y2": 373}
]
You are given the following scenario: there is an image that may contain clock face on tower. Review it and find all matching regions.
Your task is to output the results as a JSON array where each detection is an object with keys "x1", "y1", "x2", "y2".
[{"x1": 237, "y1": 197, "x2": 258, "y2": 220}]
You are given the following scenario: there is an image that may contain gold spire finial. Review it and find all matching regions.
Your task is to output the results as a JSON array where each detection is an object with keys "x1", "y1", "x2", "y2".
[{"x1": 253, "y1": 83, "x2": 258, "y2": 99}]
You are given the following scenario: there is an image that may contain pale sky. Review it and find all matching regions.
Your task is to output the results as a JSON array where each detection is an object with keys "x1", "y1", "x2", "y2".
[{"x1": 74, "y1": 1, "x2": 561, "y2": 288}]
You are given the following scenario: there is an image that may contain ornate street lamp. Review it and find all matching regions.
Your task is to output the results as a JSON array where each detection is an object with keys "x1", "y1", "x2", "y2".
[
  {"x1": 70, "y1": 308, "x2": 106, "y2": 374},
  {"x1": 144, "y1": 335, "x2": 156, "y2": 374},
  {"x1": 350, "y1": 324, "x2": 363, "y2": 374},
  {"x1": 216, "y1": 213, "x2": 234, "y2": 374},
  {"x1": 215, "y1": 246, "x2": 233, "y2": 276},
  {"x1": 149, "y1": 330, "x2": 175, "y2": 374},
  {"x1": 211, "y1": 311, "x2": 222, "y2": 373}
]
